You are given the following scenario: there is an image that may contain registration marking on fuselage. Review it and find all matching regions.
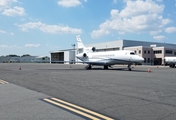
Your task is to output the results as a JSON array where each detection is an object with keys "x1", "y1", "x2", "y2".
[{"x1": 43, "y1": 98, "x2": 114, "y2": 120}]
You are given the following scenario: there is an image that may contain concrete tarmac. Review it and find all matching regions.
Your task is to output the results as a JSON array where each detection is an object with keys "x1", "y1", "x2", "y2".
[
  {"x1": 0, "y1": 81, "x2": 86, "y2": 120},
  {"x1": 0, "y1": 63, "x2": 176, "y2": 120}
]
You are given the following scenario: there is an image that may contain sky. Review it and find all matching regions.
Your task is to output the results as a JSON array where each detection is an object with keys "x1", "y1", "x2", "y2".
[{"x1": 0, "y1": 0, "x2": 176, "y2": 56}]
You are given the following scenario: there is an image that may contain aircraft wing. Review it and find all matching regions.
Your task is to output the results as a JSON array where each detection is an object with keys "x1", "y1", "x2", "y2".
[{"x1": 50, "y1": 60, "x2": 108, "y2": 65}]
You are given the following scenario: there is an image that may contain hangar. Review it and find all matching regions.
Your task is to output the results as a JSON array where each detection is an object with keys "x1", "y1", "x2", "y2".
[
  {"x1": 51, "y1": 49, "x2": 75, "y2": 64},
  {"x1": 50, "y1": 39, "x2": 176, "y2": 65}
]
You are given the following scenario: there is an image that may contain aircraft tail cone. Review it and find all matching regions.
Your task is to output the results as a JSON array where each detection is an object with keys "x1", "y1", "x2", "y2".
[{"x1": 148, "y1": 68, "x2": 151, "y2": 73}]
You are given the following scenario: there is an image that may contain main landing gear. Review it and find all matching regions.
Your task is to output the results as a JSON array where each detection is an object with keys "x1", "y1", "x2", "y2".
[
  {"x1": 86, "y1": 65, "x2": 110, "y2": 70},
  {"x1": 85, "y1": 64, "x2": 92, "y2": 69},
  {"x1": 85, "y1": 64, "x2": 132, "y2": 70},
  {"x1": 104, "y1": 65, "x2": 108, "y2": 69}
]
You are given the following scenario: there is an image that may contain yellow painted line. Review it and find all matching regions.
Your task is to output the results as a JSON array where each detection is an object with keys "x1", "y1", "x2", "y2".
[
  {"x1": 0, "y1": 81, "x2": 5, "y2": 84},
  {"x1": 52, "y1": 98, "x2": 114, "y2": 120},
  {"x1": 0, "y1": 80, "x2": 8, "y2": 84},
  {"x1": 0, "y1": 79, "x2": 8, "y2": 84},
  {"x1": 43, "y1": 98, "x2": 100, "y2": 120}
]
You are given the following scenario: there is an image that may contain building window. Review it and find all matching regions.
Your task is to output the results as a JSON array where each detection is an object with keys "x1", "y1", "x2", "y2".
[
  {"x1": 139, "y1": 50, "x2": 141, "y2": 54},
  {"x1": 148, "y1": 51, "x2": 150, "y2": 54},
  {"x1": 144, "y1": 50, "x2": 146, "y2": 54},
  {"x1": 174, "y1": 52, "x2": 176, "y2": 55},
  {"x1": 165, "y1": 50, "x2": 172, "y2": 54},
  {"x1": 153, "y1": 50, "x2": 162, "y2": 54},
  {"x1": 113, "y1": 48, "x2": 119, "y2": 51},
  {"x1": 148, "y1": 58, "x2": 150, "y2": 63},
  {"x1": 144, "y1": 58, "x2": 146, "y2": 63}
]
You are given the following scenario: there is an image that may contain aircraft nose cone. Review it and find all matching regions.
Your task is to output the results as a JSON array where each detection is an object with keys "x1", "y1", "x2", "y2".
[
  {"x1": 135, "y1": 56, "x2": 144, "y2": 62},
  {"x1": 140, "y1": 57, "x2": 144, "y2": 62}
]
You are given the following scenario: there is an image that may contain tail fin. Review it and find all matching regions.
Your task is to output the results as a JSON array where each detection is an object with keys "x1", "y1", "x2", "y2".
[
  {"x1": 76, "y1": 35, "x2": 95, "y2": 54},
  {"x1": 76, "y1": 35, "x2": 85, "y2": 49}
]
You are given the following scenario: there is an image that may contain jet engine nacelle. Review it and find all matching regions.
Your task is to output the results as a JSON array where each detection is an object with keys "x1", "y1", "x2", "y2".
[
  {"x1": 92, "y1": 47, "x2": 96, "y2": 52},
  {"x1": 83, "y1": 53, "x2": 87, "y2": 57},
  {"x1": 85, "y1": 47, "x2": 96, "y2": 53}
]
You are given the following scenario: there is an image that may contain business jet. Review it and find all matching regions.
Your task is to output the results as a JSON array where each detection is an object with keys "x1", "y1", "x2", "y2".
[{"x1": 76, "y1": 35, "x2": 144, "y2": 71}]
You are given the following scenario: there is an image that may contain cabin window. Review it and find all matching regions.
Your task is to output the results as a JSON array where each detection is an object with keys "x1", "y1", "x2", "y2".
[{"x1": 130, "y1": 52, "x2": 135, "y2": 55}]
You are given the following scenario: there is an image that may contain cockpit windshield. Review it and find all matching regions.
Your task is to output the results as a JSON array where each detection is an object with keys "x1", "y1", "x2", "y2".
[{"x1": 130, "y1": 52, "x2": 135, "y2": 55}]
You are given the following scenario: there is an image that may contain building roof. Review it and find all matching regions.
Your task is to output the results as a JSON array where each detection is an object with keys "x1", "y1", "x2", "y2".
[
  {"x1": 50, "y1": 39, "x2": 176, "y2": 53},
  {"x1": 50, "y1": 49, "x2": 75, "y2": 53}
]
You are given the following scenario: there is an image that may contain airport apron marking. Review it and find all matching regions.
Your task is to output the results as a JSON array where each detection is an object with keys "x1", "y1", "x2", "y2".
[
  {"x1": 0, "y1": 79, "x2": 8, "y2": 84},
  {"x1": 43, "y1": 98, "x2": 114, "y2": 120}
]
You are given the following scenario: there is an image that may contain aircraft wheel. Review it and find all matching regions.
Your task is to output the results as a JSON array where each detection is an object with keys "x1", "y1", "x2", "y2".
[
  {"x1": 85, "y1": 65, "x2": 92, "y2": 69},
  {"x1": 104, "y1": 65, "x2": 108, "y2": 69},
  {"x1": 170, "y1": 64, "x2": 175, "y2": 68}
]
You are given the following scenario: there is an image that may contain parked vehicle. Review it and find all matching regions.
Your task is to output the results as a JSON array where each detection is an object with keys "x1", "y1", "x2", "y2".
[{"x1": 165, "y1": 57, "x2": 176, "y2": 68}]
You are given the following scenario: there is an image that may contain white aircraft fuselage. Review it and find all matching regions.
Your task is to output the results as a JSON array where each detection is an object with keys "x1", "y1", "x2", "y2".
[{"x1": 76, "y1": 50, "x2": 144, "y2": 69}]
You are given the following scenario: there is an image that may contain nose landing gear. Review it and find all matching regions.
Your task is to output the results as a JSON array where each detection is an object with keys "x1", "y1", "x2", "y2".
[{"x1": 128, "y1": 64, "x2": 132, "y2": 71}]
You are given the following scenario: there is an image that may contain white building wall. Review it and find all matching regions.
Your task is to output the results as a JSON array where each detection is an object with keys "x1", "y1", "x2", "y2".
[
  {"x1": 64, "y1": 51, "x2": 69, "y2": 64},
  {"x1": 86, "y1": 40, "x2": 123, "y2": 51},
  {"x1": 69, "y1": 50, "x2": 76, "y2": 64}
]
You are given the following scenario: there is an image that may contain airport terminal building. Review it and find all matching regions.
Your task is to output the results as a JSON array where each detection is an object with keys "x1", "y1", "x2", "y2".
[{"x1": 50, "y1": 39, "x2": 176, "y2": 65}]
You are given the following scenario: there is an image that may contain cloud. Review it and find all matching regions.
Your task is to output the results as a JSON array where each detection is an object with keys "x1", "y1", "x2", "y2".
[
  {"x1": 0, "y1": 29, "x2": 7, "y2": 34},
  {"x1": 2, "y1": 6, "x2": 26, "y2": 16},
  {"x1": 113, "y1": 0, "x2": 117, "y2": 4},
  {"x1": 153, "y1": 35, "x2": 166, "y2": 40},
  {"x1": 0, "y1": 30, "x2": 15, "y2": 35},
  {"x1": 91, "y1": 0, "x2": 171, "y2": 38},
  {"x1": 18, "y1": 22, "x2": 82, "y2": 34},
  {"x1": 58, "y1": 0, "x2": 82, "y2": 7},
  {"x1": 156, "y1": 0, "x2": 163, "y2": 2},
  {"x1": 10, "y1": 32, "x2": 14, "y2": 35},
  {"x1": 0, "y1": 44, "x2": 21, "y2": 48},
  {"x1": 165, "y1": 27, "x2": 176, "y2": 33},
  {"x1": 0, "y1": 44, "x2": 40, "y2": 49},
  {"x1": 0, "y1": 45, "x2": 8, "y2": 48},
  {"x1": 0, "y1": 0, "x2": 18, "y2": 11},
  {"x1": 24, "y1": 44, "x2": 40, "y2": 48}
]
